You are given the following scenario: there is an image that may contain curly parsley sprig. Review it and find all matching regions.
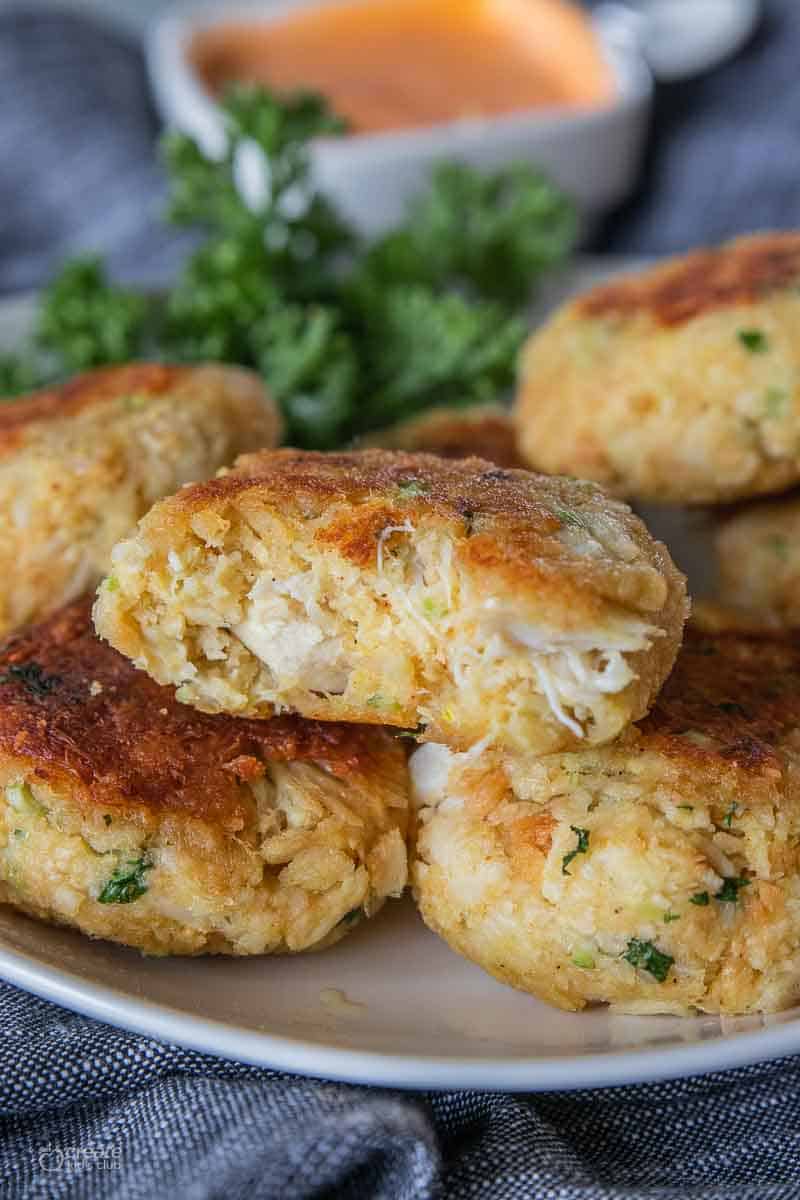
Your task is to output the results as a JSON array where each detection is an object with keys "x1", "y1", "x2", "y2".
[{"x1": 0, "y1": 86, "x2": 576, "y2": 447}]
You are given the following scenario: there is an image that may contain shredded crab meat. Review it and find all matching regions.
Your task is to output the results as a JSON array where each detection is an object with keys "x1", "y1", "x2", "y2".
[
  {"x1": 376, "y1": 521, "x2": 415, "y2": 573},
  {"x1": 533, "y1": 660, "x2": 585, "y2": 738},
  {"x1": 447, "y1": 618, "x2": 657, "y2": 738},
  {"x1": 504, "y1": 619, "x2": 659, "y2": 655},
  {"x1": 563, "y1": 647, "x2": 634, "y2": 695},
  {"x1": 396, "y1": 589, "x2": 438, "y2": 641},
  {"x1": 409, "y1": 738, "x2": 494, "y2": 809}
]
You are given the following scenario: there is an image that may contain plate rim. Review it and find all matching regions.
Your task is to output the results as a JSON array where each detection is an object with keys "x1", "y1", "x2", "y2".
[{"x1": 3, "y1": 934, "x2": 800, "y2": 1092}]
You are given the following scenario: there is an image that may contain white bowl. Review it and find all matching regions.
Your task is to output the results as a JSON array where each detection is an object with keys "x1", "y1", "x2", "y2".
[{"x1": 145, "y1": 1, "x2": 653, "y2": 235}]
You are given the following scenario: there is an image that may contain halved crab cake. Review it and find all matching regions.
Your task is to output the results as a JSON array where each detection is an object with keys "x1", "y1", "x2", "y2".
[
  {"x1": 94, "y1": 449, "x2": 687, "y2": 756},
  {"x1": 515, "y1": 232, "x2": 800, "y2": 504},
  {"x1": 412, "y1": 628, "x2": 800, "y2": 1015},
  {"x1": 360, "y1": 405, "x2": 526, "y2": 469},
  {"x1": 0, "y1": 363, "x2": 281, "y2": 637},
  {"x1": 0, "y1": 600, "x2": 407, "y2": 956},
  {"x1": 712, "y1": 491, "x2": 800, "y2": 627}
]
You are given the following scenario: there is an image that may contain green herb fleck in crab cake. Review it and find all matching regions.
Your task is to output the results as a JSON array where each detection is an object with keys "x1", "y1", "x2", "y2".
[
  {"x1": 412, "y1": 628, "x2": 800, "y2": 1015},
  {"x1": 0, "y1": 599, "x2": 408, "y2": 956},
  {"x1": 515, "y1": 232, "x2": 800, "y2": 504},
  {"x1": 94, "y1": 449, "x2": 688, "y2": 757}
]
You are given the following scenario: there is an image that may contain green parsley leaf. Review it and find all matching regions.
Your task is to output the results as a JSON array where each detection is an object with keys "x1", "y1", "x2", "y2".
[
  {"x1": 765, "y1": 387, "x2": 788, "y2": 418},
  {"x1": 663, "y1": 912, "x2": 680, "y2": 923},
  {"x1": 553, "y1": 507, "x2": 590, "y2": 530},
  {"x1": 97, "y1": 855, "x2": 153, "y2": 905},
  {"x1": 250, "y1": 303, "x2": 358, "y2": 448},
  {"x1": 38, "y1": 258, "x2": 148, "y2": 370},
  {"x1": 623, "y1": 938, "x2": 674, "y2": 983},
  {"x1": 690, "y1": 891, "x2": 710, "y2": 906},
  {"x1": 396, "y1": 479, "x2": 429, "y2": 498},
  {"x1": 422, "y1": 596, "x2": 448, "y2": 618},
  {"x1": 766, "y1": 534, "x2": 789, "y2": 561},
  {"x1": 356, "y1": 285, "x2": 526, "y2": 429},
  {"x1": 358, "y1": 161, "x2": 577, "y2": 306},
  {"x1": 393, "y1": 724, "x2": 426, "y2": 741},
  {"x1": 737, "y1": 328, "x2": 769, "y2": 353},
  {"x1": 26, "y1": 86, "x2": 575, "y2": 448},
  {"x1": 716, "y1": 876, "x2": 751, "y2": 903},
  {"x1": 722, "y1": 802, "x2": 738, "y2": 828},
  {"x1": 0, "y1": 352, "x2": 45, "y2": 398},
  {"x1": 562, "y1": 826, "x2": 590, "y2": 875}
]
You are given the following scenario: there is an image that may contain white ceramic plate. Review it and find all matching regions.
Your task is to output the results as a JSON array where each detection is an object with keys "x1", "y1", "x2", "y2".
[{"x1": 0, "y1": 263, "x2": 796, "y2": 1092}]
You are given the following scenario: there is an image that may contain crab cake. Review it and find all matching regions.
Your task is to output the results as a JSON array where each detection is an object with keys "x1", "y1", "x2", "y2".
[
  {"x1": 690, "y1": 599, "x2": 786, "y2": 636},
  {"x1": 94, "y1": 449, "x2": 688, "y2": 756},
  {"x1": 712, "y1": 491, "x2": 800, "y2": 627},
  {"x1": 0, "y1": 363, "x2": 281, "y2": 637},
  {"x1": 361, "y1": 405, "x2": 526, "y2": 469},
  {"x1": 0, "y1": 600, "x2": 408, "y2": 956},
  {"x1": 515, "y1": 232, "x2": 800, "y2": 504},
  {"x1": 412, "y1": 628, "x2": 800, "y2": 1015}
]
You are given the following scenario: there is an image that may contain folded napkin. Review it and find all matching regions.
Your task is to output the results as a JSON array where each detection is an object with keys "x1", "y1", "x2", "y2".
[{"x1": 3, "y1": 5, "x2": 800, "y2": 1199}]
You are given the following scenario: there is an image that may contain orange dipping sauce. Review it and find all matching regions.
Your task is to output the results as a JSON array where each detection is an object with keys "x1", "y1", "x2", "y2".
[{"x1": 191, "y1": 0, "x2": 616, "y2": 136}]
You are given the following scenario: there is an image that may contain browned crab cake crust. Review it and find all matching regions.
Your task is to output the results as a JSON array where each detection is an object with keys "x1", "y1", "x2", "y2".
[
  {"x1": 94, "y1": 449, "x2": 688, "y2": 756},
  {"x1": 412, "y1": 628, "x2": 800, "y2": 1015},
  {"x1": 515, "y1": 232, "x2": 800, "y2": 504},
  {"x1": 0, "y1": 363, "x2": 281, "y2": 637},
  {"x1": 0, "y1": 599, "x2": 408, "y2": 956},
  {"x1": 360, "y1": 405, "x2": 527, "y2": 469}
]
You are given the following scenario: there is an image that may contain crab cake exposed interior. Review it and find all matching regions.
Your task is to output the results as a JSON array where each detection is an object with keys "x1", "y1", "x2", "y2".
[
  {"x1": 0, "y1": 363, "x2": 281, "y2": 637},
  {"x1": 94, "y1": 449, "x2": 688, "y2": 756},
  {"x1": 515, "y1": 232, "x2": 800, "y2": 504},
  {"x1": 412, "y1": 629, "x2": 800, "y2": 1015},
  {"x1": 360, "y1": 404, "x2": 526, "y2": 468},
  {"x1": 0, "y1": 600, "x2": 408, "y2": 956}
]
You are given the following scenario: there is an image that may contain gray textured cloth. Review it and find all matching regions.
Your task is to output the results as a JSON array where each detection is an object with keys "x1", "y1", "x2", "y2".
[
  {"x1": 3, "y1": 5, "x2": 800, "y2": 1198},
  {"x1": 3, "y1": 981, "x2": 800, "y2": 1200},
  {"x1": 2, "y1": 3, "x2": 800, "y2": 293},
  {"x1": 0, "y1": 8, "x2": 188, "y2": 293},
  {"x1": 595, "y1": 0, "x2": 800, "y2": 253}
]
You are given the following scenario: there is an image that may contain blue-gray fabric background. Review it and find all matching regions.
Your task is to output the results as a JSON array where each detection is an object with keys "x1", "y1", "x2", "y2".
[{"x1": 2, "y1": 4, "x2": 800, "y2": 1198}]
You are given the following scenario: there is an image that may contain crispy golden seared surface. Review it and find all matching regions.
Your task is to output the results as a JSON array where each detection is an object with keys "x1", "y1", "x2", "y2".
[
  {"x1": 0, "y1": 365, "x2": 191, "y2": 457},
  {"x1": 0, "y1": 599, "x2": 392, "y2": 824},
  {"x1": 0, "y1": 600, "x2": 408, "y2": 956},
  {"x1": 712, "y1": 490, "x2": 800, "y2": 627},
  {"x1": 515, "y1": 233, "x2": 800, "y2": 504},
  {"x1": 640, "y1": 628, "x2": 800, "y2": 763},
  {"x1": 412, "y1": 629, "x2": 800, "y2": 1015},
  {"x1": 360, "y1": 405, "x2": 526, "y2": 469},
  {"x1": 581, "y1": 233, "x2": 800, "y2": 325},
  {"x1": 0, "y1": 363, "x2": 281, "y2": 637},
  {"x1": 95, "y1": 449, "x2": 687, "y2": 756}
]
